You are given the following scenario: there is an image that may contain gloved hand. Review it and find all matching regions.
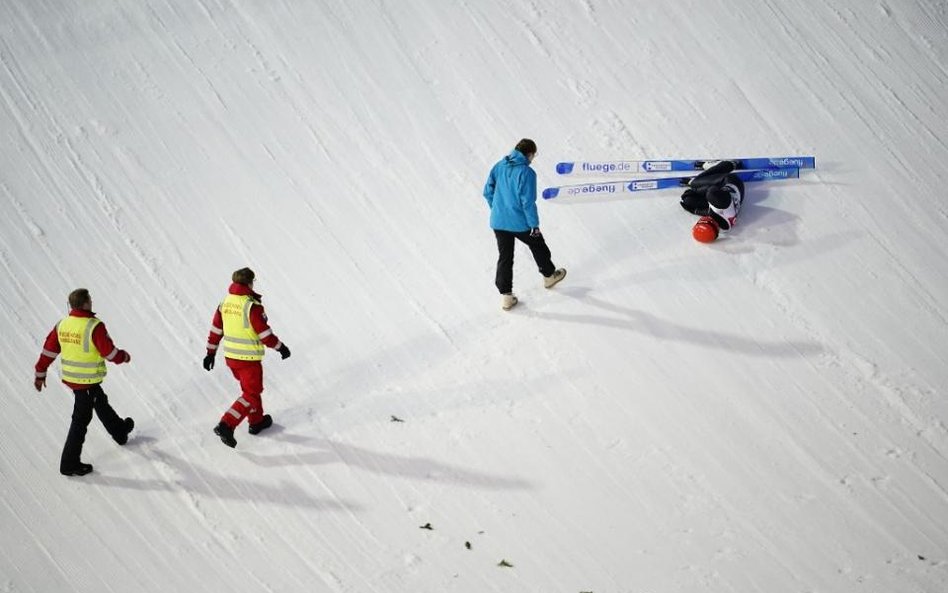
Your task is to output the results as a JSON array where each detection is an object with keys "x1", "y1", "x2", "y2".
[
  {"x1": 203, "y1": 354, "x2": 215, "y2": 371},
  {"x1": 529, "y1": 227, "x2": 542, "y2": 238},
  {"x1": 122, "y1": 351, "x2": 132, "y2": 363},
  {"x1": 278, "y1": 344, "x2": 291, "y2": 360},
  {"x1": 34, "y1": 377, "x2": 46, "y2": 392}
]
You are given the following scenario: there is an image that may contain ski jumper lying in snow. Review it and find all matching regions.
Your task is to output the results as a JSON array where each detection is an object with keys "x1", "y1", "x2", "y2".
[{"x1": 679, "y1": 160, "x2": 745, "y2": 243}]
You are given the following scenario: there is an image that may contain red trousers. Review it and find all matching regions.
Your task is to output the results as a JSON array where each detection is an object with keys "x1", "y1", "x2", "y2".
[{"x1": 220, "y1": 361, "x2": 265, "y2": 428}]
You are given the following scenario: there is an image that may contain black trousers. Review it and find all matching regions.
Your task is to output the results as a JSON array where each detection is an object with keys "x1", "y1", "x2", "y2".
[
  {"x1": 680, "y1": 160, "x2": 745, "y2": 215},
  {"x1": 494, "y1": 229, "x2": 555, "y2": 294},
  {"x1": 61, "y1": 384, "x2": 125, "y2": 470}
]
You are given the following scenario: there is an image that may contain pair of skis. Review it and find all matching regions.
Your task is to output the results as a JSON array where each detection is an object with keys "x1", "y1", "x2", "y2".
[{"x1": 542, "y1": 155, "x2": 814, "y2": 200}]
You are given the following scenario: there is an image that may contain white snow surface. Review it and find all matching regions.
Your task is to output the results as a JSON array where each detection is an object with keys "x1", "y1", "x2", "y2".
[{"x1": 2, "y1": 0, "x2": 948, "y2": 591}]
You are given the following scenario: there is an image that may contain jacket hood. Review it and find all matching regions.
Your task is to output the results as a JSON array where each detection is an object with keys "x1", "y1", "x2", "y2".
[
  {"x1": 505, "y1": 149, "x2": 530, "y2": 167},
  {"x1": 68, "y1": 308, "x2": 95, "y2": 318}
]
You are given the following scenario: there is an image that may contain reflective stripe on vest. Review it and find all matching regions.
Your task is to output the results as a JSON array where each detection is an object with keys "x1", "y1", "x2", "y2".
[
  {"x1": 220, "y1": 294, "x2": 265, "y2": 361},
  {"x1": 57, "y1": 316, "x2": 107, "y2": 384}
]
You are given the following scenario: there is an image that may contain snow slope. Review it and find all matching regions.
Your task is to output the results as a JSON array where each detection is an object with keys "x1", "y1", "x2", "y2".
[{"x1": 2, "y1": 0, "x2": 947, "y2": 591}]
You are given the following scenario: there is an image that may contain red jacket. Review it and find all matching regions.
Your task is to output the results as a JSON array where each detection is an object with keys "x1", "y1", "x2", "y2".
[
  {"x1": 35, "y1": 309, "x2": 130, "y2": 390},
  {"x1": 206, "y1": 283, "x2": 283, "y2": 369}
]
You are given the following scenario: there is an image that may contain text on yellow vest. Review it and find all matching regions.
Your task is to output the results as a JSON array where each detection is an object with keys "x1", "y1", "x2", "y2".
[
  {"x1": 58, "y1": 316, "x2": 107, "y2": 384},
  {"x1": 220, "y1": 294, "x2": 265, "y2": 361}
]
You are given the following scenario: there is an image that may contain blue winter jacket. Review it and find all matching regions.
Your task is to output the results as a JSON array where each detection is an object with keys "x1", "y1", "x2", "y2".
[{"x1": 482, "y1": 149, "x2": 539, "y2": 232}]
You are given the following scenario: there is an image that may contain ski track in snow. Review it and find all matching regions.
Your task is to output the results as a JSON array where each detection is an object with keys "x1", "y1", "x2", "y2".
[{"x1": 1, "y1": 0, "x2": 948, "y2": 591}]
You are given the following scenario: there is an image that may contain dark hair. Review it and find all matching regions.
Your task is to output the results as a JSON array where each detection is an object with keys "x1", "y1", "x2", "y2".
[
  {"x1": 514, "y1": 138, "x2": 537, "y2": 156},
  {"x1": 68, "y1": 288, "x2": 91, "y2": 310},
  {"x1": 232, "y1": 267, "x2": 256, "y2": 286}
]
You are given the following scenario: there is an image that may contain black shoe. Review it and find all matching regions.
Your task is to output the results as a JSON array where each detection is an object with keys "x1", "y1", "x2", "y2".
[
  {"x1": 213, "y1": 422, "x2": 237, "y2": 448},
  {"x1": 113, "y1": 417, "x2": 135, "y2": 445},
  {"x1": 248, "y1": 414, "x2": 273, "y2": 435},
  {"x1": 61, "y1": 463, "x2": 94, "y2": 477}
]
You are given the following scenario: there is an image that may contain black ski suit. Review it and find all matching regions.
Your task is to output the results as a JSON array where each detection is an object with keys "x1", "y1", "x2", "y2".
[{"x1": 679, "y1": 160, "x2": 745, "y2": 231}]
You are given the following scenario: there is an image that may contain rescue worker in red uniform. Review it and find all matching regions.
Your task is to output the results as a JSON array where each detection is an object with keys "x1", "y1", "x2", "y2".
[
  {"x1": 33, "y1": 288, "x2": 135, "y2": 476},
  {"x1": 203, "y1": 268, "x2": 290, "y2": 448}
]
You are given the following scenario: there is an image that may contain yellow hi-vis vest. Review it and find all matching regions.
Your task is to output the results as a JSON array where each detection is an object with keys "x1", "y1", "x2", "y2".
[
  {"x1": 220, "y1": 294, "x2": 266, "y2": 361},
  {"x1": 57, "y1": 316, "x2": 107, "y2": 385}
]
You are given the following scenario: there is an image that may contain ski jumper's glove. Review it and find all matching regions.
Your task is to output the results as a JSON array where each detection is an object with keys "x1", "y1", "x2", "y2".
[{"x1": 202, "y1": 354, "x2": 215, "y2": 371}]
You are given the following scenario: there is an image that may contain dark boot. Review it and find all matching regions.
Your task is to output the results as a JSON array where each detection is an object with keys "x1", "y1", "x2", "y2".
[
  {"x1": 248, "y1": 414, "x2": 273, "y2": 435},
  {"x1": 214, "y1": 422, "x2": 237, "y2": 448},
  {"x1": 113, "y1": 417, "x2": 135, "y2": 445},
  {"x1": 61, "y1": 462, "x2": 94, "y2": 477}
]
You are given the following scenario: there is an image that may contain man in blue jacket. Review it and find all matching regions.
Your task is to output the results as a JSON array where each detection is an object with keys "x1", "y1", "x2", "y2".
[{"x1": 483, "y1": 138, "x2": 566, "y2": 310}]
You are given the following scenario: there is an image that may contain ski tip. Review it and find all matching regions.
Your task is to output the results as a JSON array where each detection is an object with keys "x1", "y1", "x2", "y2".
[
  {"x1": 542, "y1": 187, "x2": 560, "y2": 200},
  {"x1": 555, "y1": 162, "x2": 574, "y2": 175},
  {"x1": 766, "y1": 156, "x2": 815, "y2": 169},
  {"x1": 752, "y1": 167, "x2": 799, "y2": 180},
  {"x1": 774, "y1": 167, "x2": 800, "y2": 179},
  {"x1": 794, "y1": 156, "x2": 815, "y2": 169}
]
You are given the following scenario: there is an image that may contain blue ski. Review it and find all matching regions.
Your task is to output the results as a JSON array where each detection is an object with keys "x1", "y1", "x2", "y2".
[
  {"x1": 542, "y1": 167, "x2": 799, "y2": 200},
  {"x1": 555, "y1": 155, "x2": 815, "y2": 176}
]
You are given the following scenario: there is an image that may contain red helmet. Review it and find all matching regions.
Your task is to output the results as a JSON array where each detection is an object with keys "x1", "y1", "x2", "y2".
[{"x1": 692, "y1": 216, "x2": 719, "y2": 243}]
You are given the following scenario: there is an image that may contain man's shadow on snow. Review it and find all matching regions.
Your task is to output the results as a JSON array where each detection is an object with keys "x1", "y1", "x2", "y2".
[
  {"x1": 86, "y1": 436, "x2": 362, "y2": 512},
  {"x1": 520, "y1": 286, "x2": 823, "y2": 358},
  {"x1": 240, "y1": 426, "x2": 534, "y2": 492}
]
